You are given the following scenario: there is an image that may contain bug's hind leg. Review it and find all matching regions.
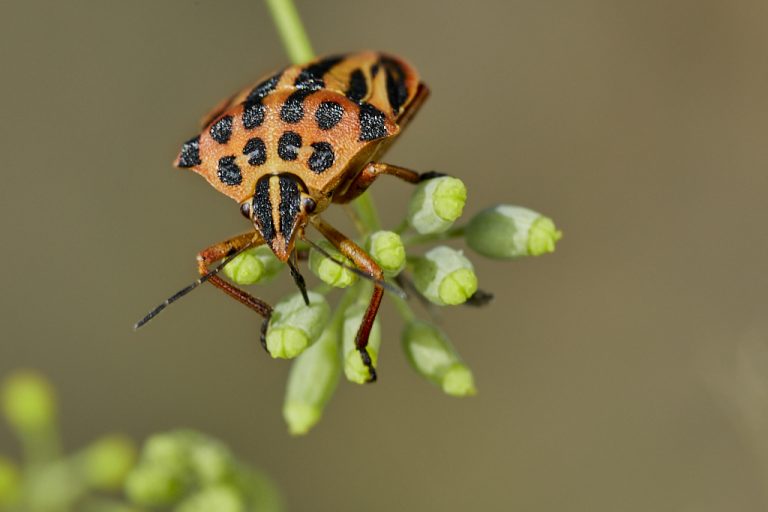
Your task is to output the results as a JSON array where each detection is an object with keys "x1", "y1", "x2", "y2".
[
  {"x1": 311, "y1": 217, "x2": 383, "y2": 383},
  {"x1": 197, "y1": 232, "x2": 274, "y2": 352},
  {"x1": 333, "y1": 163, "x2": 446, "y2": 204}
]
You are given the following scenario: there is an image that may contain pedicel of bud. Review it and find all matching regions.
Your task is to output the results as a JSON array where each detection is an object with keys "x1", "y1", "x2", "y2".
[
  {"x1": 407, "y1": 176, "x2": 467, "y2": 234},
  {"x1": 342, "y1": 303, "x2": 382, "y2": 384},
  {"x1": 402, "y1": 321, "x2": 477, "y2": 396},
  {"x1": 283, "y1": 323, "x2": 341, "y2": 435},
  {"x1": 466, "y1": 205, "x2": 562, "y2": 259},
  {"x1": 366, "y1": 230, "x2": 406, "y2": 276},
  {"x1": 413, "y1": 246, "x2": 478, "y2": 306},
  {"x1": 308, "y1": 240, "x2": 357, "y2": 288},
  {"x1": 1, "y1": 370, "x2": 56, "y2": 434},
  {"x1": 266, "y1": 291, "x2": 331, "y2": 359},
  {"x1": 223, "y1": 246, "x2": 283, "y2": 285},
  {"x1": 80, "y1": 434, "x2": 137, "y2": 490},
  {"x1": 175, "y1": 485, "x2": 245, "y2": 512},
  {"x1": 0, "y1": 456, "x2": 20, "y2": 508}
]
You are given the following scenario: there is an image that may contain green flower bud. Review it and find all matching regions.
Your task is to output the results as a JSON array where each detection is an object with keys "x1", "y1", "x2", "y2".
[
  {"x1": 187, "y1": 436, "x2": 234, "y2": 485},
  {"x1": 308, "y1": 240, "x2": 357, "y2": 288},
  {"x1": 81, "y1": 434, "x2": 137, "y2": 490},
  {"x1": 413, "y1": 246, "x2": 478, "y2": 306},
  {"x1": 0, "y1": 456, "x2": 20, "y2": 507},
  {"x1": 175, "y1": 485, "x2": 245, "y2": 512},
  {"x1": 125, "y1": 465, "x2": 187, "y2": 506},
  {"x1": 466, "y1": 205, "x2": 562, "y2": 259},
  {"x1": 342, "y1": 303, "x2": 382, "y2": 384},
  {"x1": 367, "y1": 230, "x2": 406, "y2": 276},
  {"x1": 266, "y1": 291, "x2": 330, "y2": 359},
  {"x1": 283, "y1": 323, "x2": 341, "y2": 435},
  {"x1": 408, "y1": 177, "x2": 467, "y2": 234},
  {"x1": 402, "y1": 321, "x2": 476, "y2": 396},
  {"x1": 223, "y1": 246, "x2": 283, "y2": 285},
  {"x1": 1, "y1": 370, "x2": 56, "y2": 433}
]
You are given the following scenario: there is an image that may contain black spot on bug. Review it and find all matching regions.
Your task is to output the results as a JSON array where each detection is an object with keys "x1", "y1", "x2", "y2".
[
  {"x1": 253, "y1": 178, "x2": 275, "y2": 242},
  {"x1": 346, "y1": 69, "x2": 368, "y2": 103},
  {"x1": 245, "y1": 71, "x2": 283, "y2": 104},
  {"x1": 295, "y1": 55, "x2": 343, "y2": 90},
  {"x1": 370, "y1": 62, "x2": 380, "y2": 77},
  {"x1": 209, "y1": 115, "x2": 233, "y2": 144},
  {"x1": 243, "y1": 137, "x2": 267, "y2": 166},
  {"x1": 278, "y1": 175, "x2": 301, "y2": 240},
  {"x1": 381, "y1": 57, "x2": 409, "y2": 116},
  {"x1": 177, "y1": 135, "x2": 201, "y2": 167},
  {"x1": 315, "y1": 101, "x2": 344, "y2": 130},
  {"x1": 308, "y1": 142, "x2": 335, "y2": 173},
  {"x1": 242, "y1": 100, "x2": 265, "y2": 129},
  {"x1": 280, "y1": 89, "x2": 313, "y2": 124},
  {"x1": 217, "y1": 156, "x2": 242, "y2": 186},
  {"x1": 277, "y1": 131, "x2": 302, "y2": 161},
  {"x1": 358, "y1": 103, "x2": 388, "y2": 141}
]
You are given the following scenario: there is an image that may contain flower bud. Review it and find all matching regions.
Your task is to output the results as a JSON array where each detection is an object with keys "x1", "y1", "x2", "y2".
[
  {"x1": 309, "y1": 240, "x2": 357, "y2": 288},
  {"x1": 266, "y1": 291, "x2": 330, "y2": 359},
  {"x1": 81, "y1": 434, "x2": 137, "y2": 490},
  {"x1": 413, "y1": 246, "x2": 478, "y2": 306},
  {"x1": 342, "y1": 303, "x2": 382, "y2": 384},
  {"x1": 223, "y1": 246, "x2": 282, "y2": 285},
  {"x1": 187, "y1": 436, "x2": 234, "y2": 486},
  {"x1": 1, "y1": 370, "x2": 56, "y2": 434},
  {"x1": 0, "y1": 456, "x2": 20, "y2": 507},
  {"x1": 402, "y1": 321, "x2": 476, "y2": 396},
  {"x1": 125, "y1": 465, "x2": 187, "y2": 506},
  {"x1": 283, "y1": 322, "x2": 342, "y2": 435},
  {"x1": 407, "y1": 177, "x2": 467, "y2": 234},
  {"x1": 175, "y1": 485, "x2": 245, "y2": 512},
  {"x1": 466, "y1": 205, "x2": 562, "y2": 259},
  {"x1": 366, "y1": 231, "x2": 406, "y2": 276}
]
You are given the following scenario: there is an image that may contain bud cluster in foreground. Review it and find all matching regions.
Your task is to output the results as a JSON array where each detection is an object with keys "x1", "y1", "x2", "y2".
[
  {"x1": 0, "y1": 370, "x2": 282, "y2": 512},
  {"x1": 221, "y1": 175, "x2": 562, "y2": 435}
]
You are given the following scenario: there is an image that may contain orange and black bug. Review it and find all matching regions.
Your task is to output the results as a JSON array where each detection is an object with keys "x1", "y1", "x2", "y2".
[{"x1": 135, "y1": 52, "x2": 444, "y2": 382}]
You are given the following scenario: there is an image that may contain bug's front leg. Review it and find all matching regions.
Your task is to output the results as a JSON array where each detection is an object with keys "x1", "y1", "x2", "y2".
[
  {"x1": 311, "y1": 217, "x2": 383, "y2": 382},
  {"x1": 197, "y1": 232, "x2": 274, "y2": 352},
  {"x1": 333, "y1": 162, "x2": 446, "y2": 204}
]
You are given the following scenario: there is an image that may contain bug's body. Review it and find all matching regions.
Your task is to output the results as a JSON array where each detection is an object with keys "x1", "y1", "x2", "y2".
[{"x1": 139, "y1": 52, "x2": 439, "y2": 382}]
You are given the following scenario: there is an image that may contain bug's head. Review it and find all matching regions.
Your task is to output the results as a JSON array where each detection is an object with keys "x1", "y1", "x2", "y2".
[{"x1": 240, "y1": 174, "x2": 316, "y2": 262}]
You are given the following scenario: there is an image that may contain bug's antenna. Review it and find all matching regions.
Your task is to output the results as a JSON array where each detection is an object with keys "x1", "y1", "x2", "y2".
[
  {"x1": 303, "y1": 238, "x2": 407, "y2": 299},
  {"x1": 133, "y1": 244, "x2": 252, "y2": 330},
  {"x1": 287, "y1": 253, "x2": 310, "y2": 306}
]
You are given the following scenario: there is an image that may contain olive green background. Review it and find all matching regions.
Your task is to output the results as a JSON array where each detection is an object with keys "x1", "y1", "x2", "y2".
[{"x1": 2, "y1": 1, "x2": 767, "y2": 510}]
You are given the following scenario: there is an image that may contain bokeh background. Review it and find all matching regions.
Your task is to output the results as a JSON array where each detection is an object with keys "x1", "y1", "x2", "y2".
[{"x1": 2, "y1": 0, "x2": 767, "y2": 510}]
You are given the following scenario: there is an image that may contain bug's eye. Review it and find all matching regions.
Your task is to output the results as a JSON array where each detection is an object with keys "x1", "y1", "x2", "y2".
[
  {"x1": 302, "y1": 197, "x2": 316, "y2": 214},
  {"x1": 240, "y1": 201, "x2": 252, "y2": 219}
]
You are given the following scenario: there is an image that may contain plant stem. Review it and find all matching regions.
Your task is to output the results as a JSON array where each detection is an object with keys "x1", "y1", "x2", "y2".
[
  {"x1": 264, "y1": 0, "x2": 315, "y2": 65},
  {"x1": 401, "y1": 225, "x2": 466, "y2": 246}
]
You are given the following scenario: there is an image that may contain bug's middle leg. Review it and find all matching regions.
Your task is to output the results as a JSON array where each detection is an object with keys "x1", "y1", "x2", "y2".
[
  {"x1": 311, "y1": 217, "x2": 383, "y2": 382},
  {"x1": 197, "y1": 232, "x2": 274, "y2": 351},
  {"x1": 333, "y1": 162, "x2": 446, "y2": 204}
]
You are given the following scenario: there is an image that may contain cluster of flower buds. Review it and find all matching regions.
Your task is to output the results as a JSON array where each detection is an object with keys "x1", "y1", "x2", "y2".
[
  {"x1": 126, "y1": 430, "x2": 281, "y2": 512},
  {"x1": 0, "y1": 370, "x2": 283, "y2": 512},
  {"x1": 0, "y1": 370, "x2": 138, "y2": 510},
  {"x1": 223, "y1": 174, "x2": 561, "y2": 435}
]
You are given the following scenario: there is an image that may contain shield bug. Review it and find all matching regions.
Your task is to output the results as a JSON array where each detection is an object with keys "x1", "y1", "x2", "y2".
[{"x1": 135, "y1": 52, "x2": 444, "y2": 382}]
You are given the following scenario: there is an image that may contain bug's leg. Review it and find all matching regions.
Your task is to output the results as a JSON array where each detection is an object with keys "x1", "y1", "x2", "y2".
[
  {"x1": 333, "y1": 163, "x2": 447, "y2": 204},
  {"x1": 197, "y1": 233, "x2": 274, "y2": 352},
  {"x1": 311, "y1": 217, "x2": 383, "y2": 383}
]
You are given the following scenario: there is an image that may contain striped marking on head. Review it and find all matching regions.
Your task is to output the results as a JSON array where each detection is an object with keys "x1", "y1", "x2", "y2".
[{"x1": 252, "y1": 174, "x2": 306, "y2": 261}]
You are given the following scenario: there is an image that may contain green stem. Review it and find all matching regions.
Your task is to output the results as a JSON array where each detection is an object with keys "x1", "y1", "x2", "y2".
[
  {"x1": 401, "y1": 225, "x2": 466, "y2": 246},
  {"x1": 352, "y1": 191, "x2": 381, "y2": 234},
  {"x1": 264, "y1": 0, "x2": 315, "y2": 65}
]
